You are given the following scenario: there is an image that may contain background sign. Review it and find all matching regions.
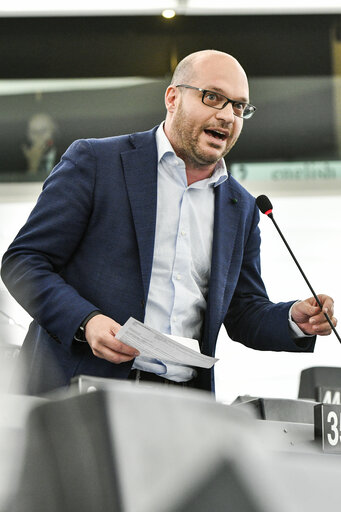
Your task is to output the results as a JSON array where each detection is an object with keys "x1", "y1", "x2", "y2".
[{"x1": 231, "y1": 161, "x2": 341, "y2": 182}]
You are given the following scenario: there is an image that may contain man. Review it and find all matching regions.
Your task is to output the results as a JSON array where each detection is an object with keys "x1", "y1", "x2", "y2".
[
  {"x1": 23, "y1": 113, "x2": 57, "y2": 175},
  {"x1": 1, "y1": 50, "x2": 337, "y2": 395}
]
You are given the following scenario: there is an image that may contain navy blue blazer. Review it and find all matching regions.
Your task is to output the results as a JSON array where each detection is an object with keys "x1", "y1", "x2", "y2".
[{"x1": 1, "y1": 127, "x2": 315, "y2": 394}]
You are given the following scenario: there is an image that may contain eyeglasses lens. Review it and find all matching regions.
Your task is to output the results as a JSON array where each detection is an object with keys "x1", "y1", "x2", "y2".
[{"x1": 203, "y1": 90, "x2": 254, "y2": 119}]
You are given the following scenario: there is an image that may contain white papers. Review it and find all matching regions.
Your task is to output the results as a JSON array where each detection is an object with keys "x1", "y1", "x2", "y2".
[
  {"x1": 166, "y1": 334, "x2": 200, "y2": 353},
  {"x1": 116, "y1": 317, "x2": 218, "y2": 369}
]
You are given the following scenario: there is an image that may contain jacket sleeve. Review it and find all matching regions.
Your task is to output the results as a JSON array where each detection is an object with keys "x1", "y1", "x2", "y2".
[
  {"x1": 1, "y1": 140, "x2": 100, "y2": 347},
  {"x1": 224, "y1": 203, "x2": 315, "y2": 353}
]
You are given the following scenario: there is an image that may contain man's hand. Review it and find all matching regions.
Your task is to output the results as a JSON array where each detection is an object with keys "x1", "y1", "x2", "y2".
[
  {"x1": 291, "y1": 294, "x2": 337, "y2": 336},
  {"x1": 85, "y1": 314, "x2": 139, "y2": 364}
]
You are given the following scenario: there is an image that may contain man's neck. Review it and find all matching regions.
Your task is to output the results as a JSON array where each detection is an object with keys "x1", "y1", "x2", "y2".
[{"x1": 186, "y1": 165, "x2": 215, "y2": 186}]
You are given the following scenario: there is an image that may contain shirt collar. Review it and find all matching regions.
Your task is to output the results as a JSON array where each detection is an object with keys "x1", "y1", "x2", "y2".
[{"x1": 155, "y1": 123, "x2": 228, "y2": 188}]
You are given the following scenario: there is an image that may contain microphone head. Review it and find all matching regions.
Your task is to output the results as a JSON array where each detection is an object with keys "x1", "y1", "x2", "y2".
[{"x1": 256, "y1": 195, "x2": 273, "y2": 216}]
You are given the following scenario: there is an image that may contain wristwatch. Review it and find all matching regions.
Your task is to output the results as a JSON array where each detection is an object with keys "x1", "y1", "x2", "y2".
[{"x1": 74, "y1": 310, "x2": 101, "y2": 342}]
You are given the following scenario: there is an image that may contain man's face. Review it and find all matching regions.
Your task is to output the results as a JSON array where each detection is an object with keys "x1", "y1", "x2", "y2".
[
  {"x1": 28, "y1": 115, "x2": 54, "y2": 146},
  {"x1": 165, "y1": 54, "x2": 249, "y2": 170}
]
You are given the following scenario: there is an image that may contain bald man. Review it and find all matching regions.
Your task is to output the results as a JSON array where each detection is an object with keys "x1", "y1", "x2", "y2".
[{"x1": 1, "y1": 50, "x2": 336, "y2": 395}]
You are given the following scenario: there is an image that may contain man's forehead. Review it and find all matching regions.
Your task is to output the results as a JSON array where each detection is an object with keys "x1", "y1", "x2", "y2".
[{"x1": 193, "y1": 56, "x2": 247, "y2": 82}]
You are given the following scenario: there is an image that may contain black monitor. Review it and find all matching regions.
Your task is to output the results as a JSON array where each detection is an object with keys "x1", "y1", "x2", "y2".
[{"x1": 298, "y1": 366, "x2": 341, "y2": 401}]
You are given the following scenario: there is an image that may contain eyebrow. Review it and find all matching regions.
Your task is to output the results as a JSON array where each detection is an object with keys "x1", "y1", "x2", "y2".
[{"x1": 205, "y1": 86, "x2": 249, "y2": 103}]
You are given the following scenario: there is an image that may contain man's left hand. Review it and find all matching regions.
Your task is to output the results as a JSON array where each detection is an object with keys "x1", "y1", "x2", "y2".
[{"x1": 291, "y1": 294, "x2": 337, "y2": 336}]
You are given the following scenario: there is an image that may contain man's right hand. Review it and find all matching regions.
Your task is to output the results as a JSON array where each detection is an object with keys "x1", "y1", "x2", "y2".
[{"x1": 85, "y1": 314, "x2": 139, "y2": 364}]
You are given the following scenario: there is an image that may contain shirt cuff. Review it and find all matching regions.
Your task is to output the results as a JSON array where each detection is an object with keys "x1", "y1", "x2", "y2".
[{"x1": 132, "y1": 356, "x2": 197, "y2": 382}]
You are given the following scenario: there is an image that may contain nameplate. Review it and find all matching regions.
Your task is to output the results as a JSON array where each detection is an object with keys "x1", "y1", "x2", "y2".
[
  {"x1": 314, "y1": 403, "x2": 341, "y2": 453},
  {"x1": 317, "y1": 386, "x2": 341, "y2": 405}
]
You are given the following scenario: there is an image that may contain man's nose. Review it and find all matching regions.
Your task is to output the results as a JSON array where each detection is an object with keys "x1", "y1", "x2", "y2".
[{"x1": 214, "y1": 102, "x2": 235, "y2": 124}]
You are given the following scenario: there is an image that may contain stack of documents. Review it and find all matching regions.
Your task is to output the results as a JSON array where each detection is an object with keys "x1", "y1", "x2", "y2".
[{"x1": 116, "y1": 317, "x2": 218, "y2": 369}]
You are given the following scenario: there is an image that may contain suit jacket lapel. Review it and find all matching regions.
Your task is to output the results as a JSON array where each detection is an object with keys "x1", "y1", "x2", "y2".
[
  {"x1": 121, "y1": 129, "x2": 158, "y2": 301},
  {"x1": 204, "y1": 179, "x2": 242, "y2": 352}
]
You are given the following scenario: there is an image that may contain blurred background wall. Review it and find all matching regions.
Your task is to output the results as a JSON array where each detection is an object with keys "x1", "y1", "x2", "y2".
[{"x1": 0, "y1": 2, "x2": 340, "y2": 402}]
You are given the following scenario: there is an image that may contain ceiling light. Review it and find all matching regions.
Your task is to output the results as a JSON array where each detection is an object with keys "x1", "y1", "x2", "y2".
[{"x1": 162, "y1": 8, "x2": 176, "y2": 18}]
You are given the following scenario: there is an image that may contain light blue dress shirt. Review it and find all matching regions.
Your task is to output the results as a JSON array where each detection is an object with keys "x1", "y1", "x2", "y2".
[{"x1": 132, "y1": 124, "x2": 227, "y2": 381}]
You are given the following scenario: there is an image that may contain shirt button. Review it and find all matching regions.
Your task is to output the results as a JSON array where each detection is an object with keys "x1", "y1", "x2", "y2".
[
  {"x1": 176, "y1": 274, "x2": 181, "y2": 280},
  {"x1": 181, "y1": 230, "x2": 186, "y2": 236},
  {"x1": 173, "y1": 316, "x2": 177, "y2": 322}
]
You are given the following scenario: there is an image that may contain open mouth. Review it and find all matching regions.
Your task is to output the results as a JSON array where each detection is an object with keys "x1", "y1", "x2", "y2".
[{"x1": 204, "y1": 129, "x2": 227, "y2": 142}]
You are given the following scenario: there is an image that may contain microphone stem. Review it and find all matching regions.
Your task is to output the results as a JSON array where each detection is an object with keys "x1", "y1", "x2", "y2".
[{"x1": 269, "y1": 215, "x2": 341, "y2": 344}]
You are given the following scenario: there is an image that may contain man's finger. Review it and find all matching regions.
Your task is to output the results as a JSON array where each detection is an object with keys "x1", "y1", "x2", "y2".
[
  {"x1": 93, "y1": 331, "x2": 139, "y2": 357},
  {"x1": 311, "y1": 316, "x2": 337, "y2": 334},
  {"x1": 109, "y1": 336, "x2": 140, "y2": 357},
  {"x1": 309, "y1": 311, "x2": 330, "y2": 324},
  {"x1": 317, "y1": 294, "x2": 334, "y2": 314},
  {"x1": 91, "y1": 343, "x2": 137, "y2": 364}
]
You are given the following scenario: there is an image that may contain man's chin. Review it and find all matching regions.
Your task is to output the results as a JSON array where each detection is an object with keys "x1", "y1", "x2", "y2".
[{"x1": 195, "y1": 147, "x2": 226, "y2": 165}]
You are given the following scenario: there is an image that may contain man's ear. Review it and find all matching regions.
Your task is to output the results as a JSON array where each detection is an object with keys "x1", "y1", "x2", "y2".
[{"x1": 165, "y1": 85, "x2": 177, "y2": 113}]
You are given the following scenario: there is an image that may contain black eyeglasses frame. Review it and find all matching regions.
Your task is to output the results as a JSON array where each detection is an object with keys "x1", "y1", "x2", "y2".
[{"x1": 175, "y1": 84, "x2": 256, "y2": 119}]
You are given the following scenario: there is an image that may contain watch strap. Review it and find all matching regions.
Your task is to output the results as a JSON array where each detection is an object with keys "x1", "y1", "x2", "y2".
[{"x1": 74, "y1": 310, "x2": 101, "y2": 342}]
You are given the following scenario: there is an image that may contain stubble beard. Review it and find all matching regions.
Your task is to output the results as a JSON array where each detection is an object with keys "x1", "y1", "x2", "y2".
[{"x1": 171, "y1": 103, "x2": 238, "y2": 169}]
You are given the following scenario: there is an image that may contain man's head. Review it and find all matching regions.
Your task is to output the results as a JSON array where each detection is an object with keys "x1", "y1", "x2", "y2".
[
  {"x1": 164, "y1": 50, "x2": 251, "y2": 175},
  {"x1": 27, "y1": 113, "x2": 56, "y2": 147}
]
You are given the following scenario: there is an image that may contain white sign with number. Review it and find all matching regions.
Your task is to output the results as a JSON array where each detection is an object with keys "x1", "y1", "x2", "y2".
[{"x1": 314, "y1": 404, "x2": 341, "y2": 453}]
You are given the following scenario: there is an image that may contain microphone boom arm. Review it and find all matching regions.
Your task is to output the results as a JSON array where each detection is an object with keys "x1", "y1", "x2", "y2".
[{"x1": 260, "y1": 201, "x2": 341, "y2": 344}]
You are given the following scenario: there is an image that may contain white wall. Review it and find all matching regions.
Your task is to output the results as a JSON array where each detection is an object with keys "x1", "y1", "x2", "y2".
[
  {"x1": 1, "y1": 185, "x2": 340, "y2": 402},
  {"x1": 0, "y1": 187, "x2": 38, "y2": 345}
]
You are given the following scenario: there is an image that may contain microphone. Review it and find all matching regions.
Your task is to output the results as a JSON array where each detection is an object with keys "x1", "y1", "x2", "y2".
[{"x1": 256, "y1": 194, "x2": 341, "y2": 344}]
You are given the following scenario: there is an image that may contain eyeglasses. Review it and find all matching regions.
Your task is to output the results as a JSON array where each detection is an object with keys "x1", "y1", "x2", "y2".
[{"x1": 176, "y1": 84, "x2": 256, "y2": 119}]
